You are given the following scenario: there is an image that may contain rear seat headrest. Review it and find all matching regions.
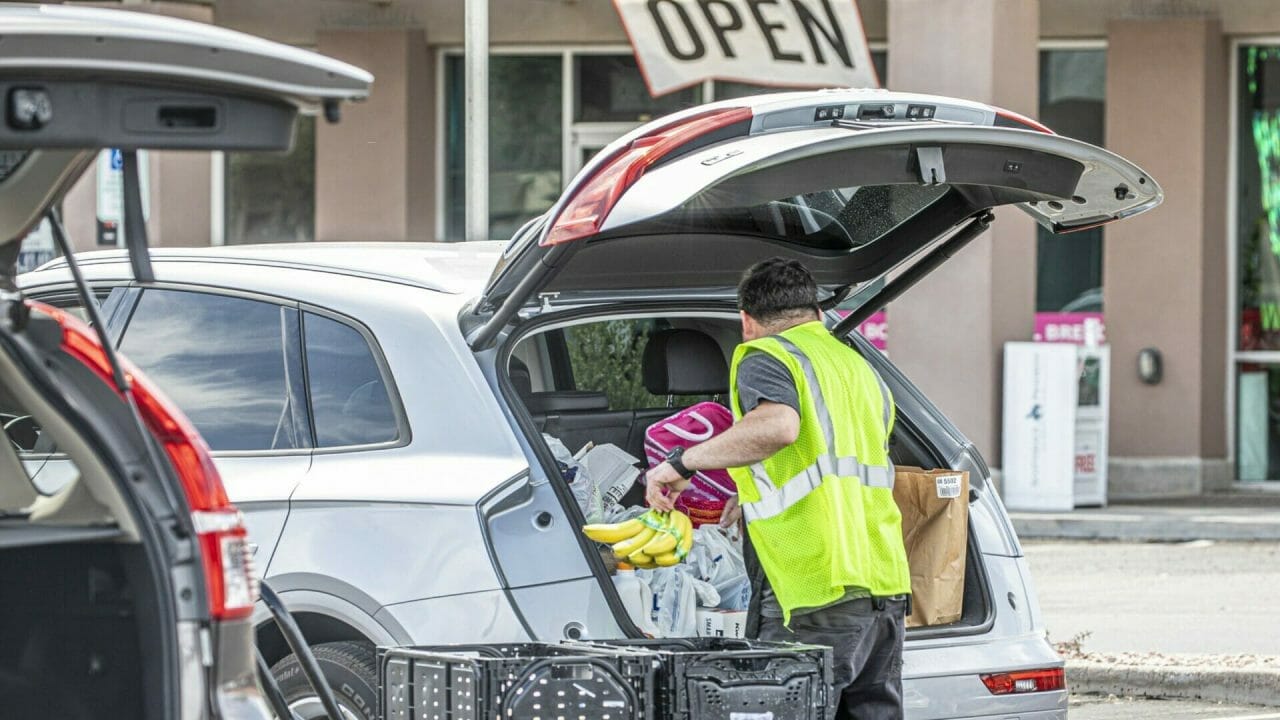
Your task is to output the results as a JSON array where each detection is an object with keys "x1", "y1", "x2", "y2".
[
  {"x1": 509, "y1": 356, "x2": 533, "y2": 399},
  {"x1": 642, "y1": 329, "x2": 729, "y2": 395}
]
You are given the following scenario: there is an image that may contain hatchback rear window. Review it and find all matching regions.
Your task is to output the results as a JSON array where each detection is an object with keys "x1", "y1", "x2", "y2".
[{"x1": 652, "y1": 183, "x2": 950, "y2": 250}]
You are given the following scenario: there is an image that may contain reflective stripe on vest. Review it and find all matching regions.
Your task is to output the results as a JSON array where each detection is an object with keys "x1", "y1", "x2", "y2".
[{"x1": 742, "y1": 337, "x2": 894, "y2": 523}]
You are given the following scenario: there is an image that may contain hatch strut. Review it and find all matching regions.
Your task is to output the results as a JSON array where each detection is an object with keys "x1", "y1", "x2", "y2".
[
  {"x1": 121, "y1": 151, "x2": 155, "y2": 284},
  {"x1": 830, "y1": 211, "x2": 993, "y2": 339}
]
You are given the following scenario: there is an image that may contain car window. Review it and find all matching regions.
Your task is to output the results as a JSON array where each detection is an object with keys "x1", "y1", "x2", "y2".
[
  {"x1": 303, "y1": 312, "x2": 399, "y2": 447},
  {"x1": 29, "y1": 286, "x2": 122, "y2": 326},
  {"x1": 561, "y1": 319, "x2": 671, "y2": 410},
  {"x1": 639, "y1": 183, "x2": 951, "y2": 251},
  {"x1": 118, "y1": 289, "x2": 308, "y2": 452},
  {"x1": 0, "y1": 386, "x2": 85, "y2": 499}
]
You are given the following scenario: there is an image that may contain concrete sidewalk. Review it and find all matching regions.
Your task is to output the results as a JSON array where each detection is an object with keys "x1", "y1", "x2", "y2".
[
  {"x1": 1011, "y1": 492, "x2": 1280, "y2": 542},
  {"x1": 1066, "y1": 654, "x2": 1280, "y2": 708}
]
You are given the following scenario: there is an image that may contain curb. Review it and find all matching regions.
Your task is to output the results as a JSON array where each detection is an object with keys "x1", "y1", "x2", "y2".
[
  {"x1": 1011, "y1": 516, "x2": 1280, "y2": 543},
  {"x1": 1067, "y1": 660, "x2": 1280, "y2": 707}
]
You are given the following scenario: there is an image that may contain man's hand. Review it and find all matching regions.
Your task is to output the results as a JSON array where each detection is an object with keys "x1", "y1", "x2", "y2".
[
  {"x1": 645, "y1": 461, "x2": 690, "y2": 512},
  {"x1": 719, "y1": 494, "x2": 742, "y2": 528}
]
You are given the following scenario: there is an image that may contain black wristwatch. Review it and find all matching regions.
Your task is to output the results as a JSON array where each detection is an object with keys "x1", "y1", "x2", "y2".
[{"x1": 665, "y1": 447, "x2": 696, "y2": 479}]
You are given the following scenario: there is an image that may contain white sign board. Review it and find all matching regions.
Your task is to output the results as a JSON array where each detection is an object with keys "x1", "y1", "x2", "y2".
[
  {"x1": 1073, "y1": 345, "x2": 1109, "y2": 506},
  {"x1": 16, "y1": 218, "x2": 55, "y2": 274},
  {"x1": 613, "y1": 0, "x2": 878, "y2": 96},
  {"x1": 96, "y1": 149, "x2": 149, "y2": 247},
  {"x1": 1001, "y1": 342, "x2": 1078, "y2": 512}
]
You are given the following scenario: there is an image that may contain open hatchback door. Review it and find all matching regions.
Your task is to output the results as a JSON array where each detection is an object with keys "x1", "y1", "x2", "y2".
[
  {"x1": 0, "y1": 3, "x2": 371, "y2": 285},
  {"x1": 0, "y1": 6, "x2": 371, "y2": 719},
  {"x1": 468, "y1": 89, "x2": 1161, "y2": 348}
]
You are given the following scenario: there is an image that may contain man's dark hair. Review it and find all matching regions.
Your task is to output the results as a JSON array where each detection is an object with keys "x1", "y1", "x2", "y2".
[{"x1": 737, "y1": 258, "x2": 820, "y2": 325}]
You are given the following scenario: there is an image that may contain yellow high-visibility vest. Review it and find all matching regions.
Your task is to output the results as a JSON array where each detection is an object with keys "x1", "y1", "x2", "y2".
[{"x1": 728, "y1": 320, "x2": 910, "y2": 623}]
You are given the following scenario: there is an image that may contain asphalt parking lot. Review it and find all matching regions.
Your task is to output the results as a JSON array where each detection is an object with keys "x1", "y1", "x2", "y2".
[{"x1": 1024, "y1": 539, "x2": 1280, "y2": 655}]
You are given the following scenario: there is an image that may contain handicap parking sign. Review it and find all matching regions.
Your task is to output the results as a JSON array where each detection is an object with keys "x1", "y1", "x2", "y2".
[{"x1": 108, "y1": 148, "x2": 123, "y2": 170}]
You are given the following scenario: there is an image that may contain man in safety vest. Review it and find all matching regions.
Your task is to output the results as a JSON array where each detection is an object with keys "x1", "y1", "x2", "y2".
[{"x1": 646, "y1": 257, "x2": 911, "y2": 720}]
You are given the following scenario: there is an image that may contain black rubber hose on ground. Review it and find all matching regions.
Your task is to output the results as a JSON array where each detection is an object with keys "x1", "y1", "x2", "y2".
[{"x1": 258, "y1": 582, "x2": 345, "y2": 720}]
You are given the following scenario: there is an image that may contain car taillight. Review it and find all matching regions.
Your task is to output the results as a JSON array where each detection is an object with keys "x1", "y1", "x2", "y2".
[
  {"x1": 543, "y1": 106, "x2": 753, "y2": 246},
  {"x1": 37, "y1": 302, "x2": 259, "y2": 620},
  {"x1": 994, "y1": 108, "x2": 1056, "y2": 134},
  {"x1": 980, "y1": 667, "x2": 1066, "y2": 695}
]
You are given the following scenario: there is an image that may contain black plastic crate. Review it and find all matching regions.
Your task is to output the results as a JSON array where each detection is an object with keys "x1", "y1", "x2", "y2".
[
  {"x1": 567, "y1": 638, "x2": 834, "y2": 720},
  {"x1": 378, "y1": 643, "x2": 660, "y2": 720}
]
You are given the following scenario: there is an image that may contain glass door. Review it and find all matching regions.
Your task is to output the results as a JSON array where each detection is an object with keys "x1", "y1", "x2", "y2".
[{"x1": 1235, "y1": 45, "x2": 1280, "y2": 481}]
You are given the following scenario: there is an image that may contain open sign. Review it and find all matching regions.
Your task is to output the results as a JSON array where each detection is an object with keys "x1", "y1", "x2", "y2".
[{"x1": 614, "y1": 0, "x2": 878, "y2": 95}]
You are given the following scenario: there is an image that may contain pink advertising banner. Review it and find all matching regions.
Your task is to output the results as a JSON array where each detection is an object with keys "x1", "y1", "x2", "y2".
[
  {"x1": 857, "y1": 311, "x2": 887, "y2": 351},
  {"x1": 1033, "y1": 312, "x2": 1106, "y2": 345},
  {"x1": 835, "y1": 310, "x2": 887, "y2": 351}
]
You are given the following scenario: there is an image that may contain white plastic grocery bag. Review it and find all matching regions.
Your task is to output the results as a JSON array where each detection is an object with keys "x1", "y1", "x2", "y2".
[
  {"x1": 640, "y1": 566, "x2": 719, "y2": 637},
  {"x1": 689, "y1": 527, "x2": 751, "y2": 611}
]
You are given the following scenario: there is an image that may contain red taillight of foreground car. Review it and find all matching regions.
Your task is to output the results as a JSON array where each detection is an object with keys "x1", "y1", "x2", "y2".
[
  {"x1": 37, "y1": 301, "x2": 259, "y2": 620},
  {"x1": 980, "y1": 667, "x2": 1066, "y2": 695},
  {"x1": 543, "y1": 106, "x2": 753, "y2": 246}
]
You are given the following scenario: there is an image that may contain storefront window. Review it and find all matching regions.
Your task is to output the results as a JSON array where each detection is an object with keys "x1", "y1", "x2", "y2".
[
  {"x1": 1239, "y1": 46, "x2": 1280, "y2": 353},
  {"x1": 714, "y1": 50, "x2": 887, "y2": 100},
  {"x1": 445, "y1": 55, "x2": 563, "y2": 241},
  {"x1": 575, "y1": 55, "x2": 701, "y2": 123},
  {"x1": 1036, "y1": 49, "x2": 1106, "y2": 314},
  {"x1": 1237, "y1": 46, "x2": 1280, "y2": 481},
  {"x1": 225, "y1": 117, "x2": 315, "y2": 244}
]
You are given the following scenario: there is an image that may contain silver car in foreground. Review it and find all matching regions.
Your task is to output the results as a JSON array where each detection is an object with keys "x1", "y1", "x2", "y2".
[{"x1": 23, "y1": 89, "x2": 1162, "y2": 720}]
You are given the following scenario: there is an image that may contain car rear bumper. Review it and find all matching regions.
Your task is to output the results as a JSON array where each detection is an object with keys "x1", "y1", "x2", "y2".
[{"x1": 928, "y1": 708, "x2": 1066, "y2": 720}]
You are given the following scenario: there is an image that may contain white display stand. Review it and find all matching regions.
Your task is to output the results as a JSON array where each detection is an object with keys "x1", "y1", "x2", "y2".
[
  {"x1": 1001, "y1": 342, "x2": 1079, "y2": 512},
  {"x1": 1239, "y1": 371, "x2": 1270, "y2": 482},
  {"x1": 1072, "y1": 346, "x2": 1110, "y2": 507}
]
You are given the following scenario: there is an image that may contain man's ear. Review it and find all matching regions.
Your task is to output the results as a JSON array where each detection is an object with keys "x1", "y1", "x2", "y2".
[{"x1": 740, "y1": 311, "x2": 754, "y2": 340}]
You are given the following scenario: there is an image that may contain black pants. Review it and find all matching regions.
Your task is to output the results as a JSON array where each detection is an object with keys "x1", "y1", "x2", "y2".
[{"x1": 757, "y1": 596, "x2": 907, "y2": 720}]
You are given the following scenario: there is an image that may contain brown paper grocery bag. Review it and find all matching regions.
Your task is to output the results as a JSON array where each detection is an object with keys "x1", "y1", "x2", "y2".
[{"x1": 893, "y1": 466, "x2": 970, "y2": 628}]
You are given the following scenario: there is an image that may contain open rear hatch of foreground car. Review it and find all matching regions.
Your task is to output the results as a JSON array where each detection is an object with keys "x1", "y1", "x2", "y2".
[{"x1": 0, "y1": 6, "x2": 373, "y2": 718}]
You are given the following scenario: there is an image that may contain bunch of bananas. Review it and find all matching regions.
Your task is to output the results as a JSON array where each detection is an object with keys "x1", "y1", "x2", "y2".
[{"x1": 582, "y1": 510, "x2": 694, "y2": 569}]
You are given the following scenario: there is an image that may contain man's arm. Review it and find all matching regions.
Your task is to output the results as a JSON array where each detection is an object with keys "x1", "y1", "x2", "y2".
[{"x1": 645, "y1": 401, "x2": 799, "y2": 511}]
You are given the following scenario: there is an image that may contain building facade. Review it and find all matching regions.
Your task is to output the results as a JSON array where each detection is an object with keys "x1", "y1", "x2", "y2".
[{"x1": 45, "y1": 0, "x2": 1280, "y2": 495}]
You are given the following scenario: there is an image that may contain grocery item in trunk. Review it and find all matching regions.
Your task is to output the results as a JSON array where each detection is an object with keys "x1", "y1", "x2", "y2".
[
  {"x1": 582, "y1": 509, "x2": 695, "y2": 568},
  {"x1": 696, "y1": 608, "x2": 748, "y2": 638},
  {"x1": 614, "y1": 563, "x2": 661, "y2": 637},
  {"x1": 644, "y1": 401, "x2": 736, "y2": 526},
  {"x1": 893, "y1": 466, "x2": 970, "y2": 627},
  {"x1": 639, "y1": 565, "x2": 719, "y2": 637},
  {"x1": 580, "y1": 442, "x2": 643, "y2": 509}
]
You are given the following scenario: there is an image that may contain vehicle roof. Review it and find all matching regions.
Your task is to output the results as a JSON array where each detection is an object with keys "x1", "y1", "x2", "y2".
[{"x1": 31, "y1": 241, "x2": 507, "y2": 295}]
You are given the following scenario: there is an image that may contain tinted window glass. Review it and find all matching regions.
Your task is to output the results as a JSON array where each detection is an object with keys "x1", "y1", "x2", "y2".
[
  {"x1": 303, "y1": 313, "x2": 398, "y2": 447},
  {"x1": 119, "y1": 289, "x2": 304, "y2": 451},
  {"x1": 562, "y1": 319, "x2": 666, "y2": 410},
  {"x1": 647, "y1": 183, "x2": 950, "y2": 250}
]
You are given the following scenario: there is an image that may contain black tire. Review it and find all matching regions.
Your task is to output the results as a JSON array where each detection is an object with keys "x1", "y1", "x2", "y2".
[{"x1": 270, "y1": 641, "x2": 377, "y2": 720}]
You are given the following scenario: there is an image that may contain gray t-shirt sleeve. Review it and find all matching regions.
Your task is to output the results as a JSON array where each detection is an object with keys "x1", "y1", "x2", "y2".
[{"x1": 736, "y1": 352, "x2": 800, "y2": 414}]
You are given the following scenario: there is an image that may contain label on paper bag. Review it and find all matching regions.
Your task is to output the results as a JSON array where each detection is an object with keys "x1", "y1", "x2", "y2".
[{"x1": 935, "y1": 474, "x2": 962, "y2": 499}]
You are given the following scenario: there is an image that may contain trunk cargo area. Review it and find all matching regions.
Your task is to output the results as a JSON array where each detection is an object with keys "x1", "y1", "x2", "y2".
[{"x1": 0, "y1": 539, "x2": 158, "y2": 719}]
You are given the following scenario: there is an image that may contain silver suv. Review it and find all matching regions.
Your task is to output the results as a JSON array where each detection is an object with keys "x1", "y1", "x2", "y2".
[{"x1": 23, "y1": 89, "x2": 1162, "y2": 720}]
